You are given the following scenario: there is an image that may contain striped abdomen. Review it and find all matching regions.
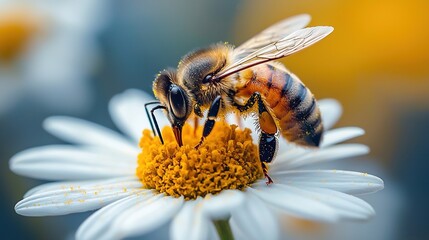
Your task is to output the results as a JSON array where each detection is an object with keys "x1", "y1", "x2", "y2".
[{"x1": 236, "y1": 64, "x2": 323, "y2": 147}]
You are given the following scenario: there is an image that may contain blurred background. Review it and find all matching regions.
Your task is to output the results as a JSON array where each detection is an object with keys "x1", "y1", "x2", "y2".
[{"x1": 1, "y1": 0, "x2": 428, "y2": 239}]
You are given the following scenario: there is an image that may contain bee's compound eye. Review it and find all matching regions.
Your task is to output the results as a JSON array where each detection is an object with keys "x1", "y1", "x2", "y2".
[
  {"x1": 202, "y1": 74, "x2": 213, "y2": 84},
  {"x1": 168, "y1": 85, "x2": 188, "y2": 119}
]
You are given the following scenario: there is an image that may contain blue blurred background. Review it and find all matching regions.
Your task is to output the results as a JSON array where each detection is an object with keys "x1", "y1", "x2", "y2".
[{"x1": 1, "y1": 0, "x2": 428, "y2": 239}]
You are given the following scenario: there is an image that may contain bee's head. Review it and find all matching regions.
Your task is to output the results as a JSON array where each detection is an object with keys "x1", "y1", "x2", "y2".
[
  {"x1": 153, "y1": 69, "x2": 192, "y2": 146},
  {"x1": 176, "y1": 43, "x2": 232, "y2": 106}
]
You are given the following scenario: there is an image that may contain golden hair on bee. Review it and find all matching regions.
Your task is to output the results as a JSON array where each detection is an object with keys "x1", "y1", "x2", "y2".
[
  {"x1": 175, "y1": 43, "x2": 235, "y2": 107},
  {"x1": 149, "y1": 14, "x2": 334, "y2": 184}
]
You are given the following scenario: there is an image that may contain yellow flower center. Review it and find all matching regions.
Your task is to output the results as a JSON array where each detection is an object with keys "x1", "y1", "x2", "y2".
[
  {"x1": 0, "y1": 7, "x2": 41, "y2": 63},
  {"x1": 137, "y1": 122, "x2": 263, "y2": 200}
]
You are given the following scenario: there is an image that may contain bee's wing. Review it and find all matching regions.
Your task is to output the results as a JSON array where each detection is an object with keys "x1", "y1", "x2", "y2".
[
  {"x1": 234, "y1": 14, "x2": 311, "y2": 58},
  {"x1": 214, "y1": 26, "x2": 333, "y2": 80}
]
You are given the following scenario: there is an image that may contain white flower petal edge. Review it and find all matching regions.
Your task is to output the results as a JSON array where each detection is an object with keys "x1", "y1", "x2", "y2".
[
  {"x1": 275, "y1": 127, "x2": 365, "y2": 165},
  {"x1": 10, "y1": 145, "x2": 135, "y2": 180},
  {"x1": 43, "y1": 116, "x2": 139, "y2": 156},
  {"x1": 255, "y1": 184, "x2": 374, "y2": 221},
  {"x1": 320, "y1": 127, "x2": 365, "y2": 148},
  {"x1": 15, "y1": 177, "x2": 144, "y2": 216},
  {"x1": 230, "y1": 192, "x2": 280, "y2": 240},
  {"x1": 109, "y1": 89, "x2": 169, "y2": 142},
  {"x1": 76, "y1": 193, "x2": 156, "y2": 240},
  {"x1": 249, "y1": 184, "x2": 339, "y2": 222},
  {"x1": 110, "y1": 195, "x2": 184, "y2": 239},
  {"x1": 208, "y1": 223, "x2": 221, "y2": 240},
  {"x1": 273, "y1": 144, "x2": 369, "y2": 170},
  {"x1": 201, "y1": 190, "x2": 246, "y2": 220},
  {"x1": 319, "y1": 99, "x2": 342, "y2": 130},
  {"x1": 171, "y1": 198, "x2": 210, "y2": 240},
  {"x1": 229, "y1": 220, "x2": 248, "y2": 240},
  {"x1": 268, "y1": 170, "x2": 384, "y2": 195},
  {"x1": 299, "y1": 187, "x2": 375, "y2": 220},
  {"x1": 23, "y1": 177, "x2": 138, "y2": 198}
]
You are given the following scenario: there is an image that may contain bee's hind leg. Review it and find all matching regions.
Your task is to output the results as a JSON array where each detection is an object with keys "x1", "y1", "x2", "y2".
[
  {"x1": 195, "y1": 95, "x2": 223, "y2": 149},
  {"x1": 232, "y1": 92, "x2": 278, "y2": 184},
  {"x1": 260, "y1": 132, "x2": 277, "y2": 185}
]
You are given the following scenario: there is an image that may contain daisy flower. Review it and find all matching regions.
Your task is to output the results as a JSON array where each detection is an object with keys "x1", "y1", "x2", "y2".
[
  {"x1": 277, "y1": 166, "x2": 402, "y2": 240},
  {"x1": 0, "y1": 0, "x2": 108, "y2": 114},
  {"x1": 10, "y1": 89, "x2": 384, "y2": 240}
]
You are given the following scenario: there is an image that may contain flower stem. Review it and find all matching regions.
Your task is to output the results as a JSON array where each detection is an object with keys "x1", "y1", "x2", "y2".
[{"x1": 213, "y1": 219, "x2": 234, "y2": 240}]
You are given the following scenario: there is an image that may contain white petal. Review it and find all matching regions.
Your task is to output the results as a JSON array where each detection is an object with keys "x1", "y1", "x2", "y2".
[
  {"x1": 109, "y1": 89, "x2": 168, "y2": 142},
  {"x1": 271, "y1": 170, "x2": 384, "y2": 195},
  {"x1": 15, "y1": 178, "x2": 144, "y2": 216},
  {"x1": 277, "y1": 137, "x2": 296, "y2": 153},
  {"x1": 202, "y1": 190, "x2": 246, "y2": 220},
  {"x1": 319, "y1": 99, "x2": 342, "y2": 130},
  {"x1": 230, "y1": 192, "x2": 279, "y2": 240},
  {"x1": 23, "y1": 177, "x2": 139, "y2": 198},
  {"x1": 320, "y1": 127, "x2": 365, "y2": 148},
  {"x1": 208, "y1": 220, "x2": 220, "y2": 240},
  {"x1": 43, "y1": 116, "x2": 139, "y2": 156},
  {"x1": 76, "y1": 192, "x2": 155, "y2": 240},
  {"x1": 249, "y1": 184, "x2": 338, "y2": 222},
  {"x1": 171, "y1": 198, "x2": 209, "y2": 240},
  {"x1": 300, "y1": 187, "x2": 375, "y2": 220},
  {"x1": 273, "y1": 144, "x2": 369, "y2": 170},
  {"x1": 274, "y1": 147, "x2": 307, "y2": 165},
  {"x1": 112, "y1": 195, "x2": 184, "y2": 239},
  {"x1": 229, "y1": 220, "x2": 249, "y2": 240},
  {"x1": 274, "y1": 127, "x2": 366, "y2": 166},
  {"x1": 10, "y1": 145, "x2": 135, "y2": 180}
]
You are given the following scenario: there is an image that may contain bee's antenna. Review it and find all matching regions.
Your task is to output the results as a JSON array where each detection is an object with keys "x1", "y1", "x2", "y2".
[
  {"x1": 144, "y1": 101, "x2": 161, "y2": 136},
  {"x1": 150, "y1": 105, "x2": 166, "y2": 144},
  {"x1": 145, "y1": 101, "x2": 167, "y2": 144}
]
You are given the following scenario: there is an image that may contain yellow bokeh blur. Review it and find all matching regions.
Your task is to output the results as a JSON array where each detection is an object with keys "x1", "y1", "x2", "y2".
[
  {"x1": 0, "y1": 6, "x2": 41, "y2": 63},
  {"x1": 234, "y1": 0, "x2": 429, "y2": 165}
]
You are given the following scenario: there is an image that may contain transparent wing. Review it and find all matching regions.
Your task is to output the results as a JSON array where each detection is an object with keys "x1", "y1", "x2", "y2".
[
  {"x1": 234, "y1": 14, "x2": 311, "y2": 58},
  {"x1": 214, "y1": 26, "x2": 334, "y2": 80}
]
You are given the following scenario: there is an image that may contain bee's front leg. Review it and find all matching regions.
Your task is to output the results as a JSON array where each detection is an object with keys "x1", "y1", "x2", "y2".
[
  {"x1": 195, "y1": 96, "x2": 223, "y2": 149},
  {"x1": 232, "y1": 92, "x2": 278, "y2": 184}
]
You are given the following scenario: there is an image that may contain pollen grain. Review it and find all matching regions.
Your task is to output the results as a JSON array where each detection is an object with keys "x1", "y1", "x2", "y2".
[{"x1": 136, "y1": 122, "x2": 263, "y2": 200}]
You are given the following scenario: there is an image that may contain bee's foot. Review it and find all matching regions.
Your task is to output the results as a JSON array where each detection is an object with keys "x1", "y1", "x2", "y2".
[
  {"x1": 261, "y1": 162, "x2": 273, "y2": 185},
  {"x1": 194, "y1": 141, "x2": 203, "y2": 149},
  {"x1": 265, "y1": 173, "x2": 274, "y2": 185},
  {"x1": 194, "y1": 137, "x2": 206, "y2": 149}
]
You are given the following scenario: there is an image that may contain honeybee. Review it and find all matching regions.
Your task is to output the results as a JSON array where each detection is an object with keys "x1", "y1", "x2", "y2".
[{"x1": 146, "y1": 14, "x2": 333, "y2": 184}]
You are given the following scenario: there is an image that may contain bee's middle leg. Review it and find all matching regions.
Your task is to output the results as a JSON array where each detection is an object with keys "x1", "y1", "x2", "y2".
[
  {"x1": 193, "y1": 103, "x2": 204, "y2": 136},
  {"x1": 193, "y1": 116, "x2": 199, "y2": 136},
  {"x1": 233, "y1": 92, "x2": 278, "y2": 184},
  {"x1": 195, "y1": 95, "x2": 222, "y2": 149}
]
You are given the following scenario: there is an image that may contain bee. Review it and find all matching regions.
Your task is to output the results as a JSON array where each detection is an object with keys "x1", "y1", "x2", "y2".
[{"x1": 146, "y1": 14, "x2": 333, "y2": 184}]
